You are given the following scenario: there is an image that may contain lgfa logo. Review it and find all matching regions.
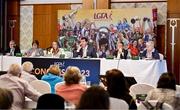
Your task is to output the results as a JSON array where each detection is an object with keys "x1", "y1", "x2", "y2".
[{"x1": 94, "y1": 11, "x2": 112, "y2": 20}]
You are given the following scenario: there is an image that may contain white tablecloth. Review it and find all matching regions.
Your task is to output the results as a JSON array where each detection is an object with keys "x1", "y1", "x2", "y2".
[
  {"x1": 0, "y1": 56, "x2": 167, "y2": 86},
  {"x1": 1, "y1": 56, "x2": 22, "y2": 71},
  {"x1": 100, "y1": 59, "x2": 167, "y2": 86}
]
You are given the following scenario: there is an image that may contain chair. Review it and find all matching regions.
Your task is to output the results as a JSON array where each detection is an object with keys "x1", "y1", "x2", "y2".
[
  {"x1": 30, "y1": 80, "x2": 51, "y2": 94},
  {"x1": 176, "y1": 85, "x2": 180, "y2": 94},
  {"x1": 36, "y1": 94, "x2": 65, "y2": 109},
  {"x1": 55, "y1": 81, "x2": 65, "y2": 90},
  {"x1": 138, "y1": 100, "x2": 173, "y2": 110},
  {"x1": 130, "y1": 83, "x2": 155, "y2": 98},
  {"x1": 159, "y1": 53, "x2": 164, "y2": 60},
  {"x1": 110, "y1": 97, "x2": 129, "y2": 110}
]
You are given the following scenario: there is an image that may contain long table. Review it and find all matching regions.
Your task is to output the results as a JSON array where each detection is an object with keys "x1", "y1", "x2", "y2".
[{"x1": 0, "y1": 56, "x2": 167, "y2": 86}]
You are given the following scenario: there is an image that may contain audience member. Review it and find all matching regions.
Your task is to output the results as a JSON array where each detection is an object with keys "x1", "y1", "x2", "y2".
[
  {"x1": 73, "y1": 37, "x2": 97, "y2": 58},
  {"x1": 113, "y1": 42, "x2": 128, "y2": 59},
  {"x1": 0, "y1": 88, "x2": 13, "y2": 109},
  {"x1": 25, "y1": 40, "x2": 44, "y2": 57},
  {"x1": 5, "y1": 40, "x2": 21, "y2": 56},
  {"x1": 56, "y1": 66, "x2": 87, "y2": 105},
  {"x1": 141, "y1": 41, "x2": 160, "y2": 59},
  {"x1": 21, "y1": 61, "x2": 37, "y2": 83},
  {"x1": 145, "y1": 72, "x2": 176, "y2": 107},
  {"x1": 106, "y1": 69, "x2": 137, "y2": 109},
  {"x1": 36, "y1": 93, "x2": 65, "y2": 109},
  {"x1": 41, "y1": 65, "x2": 63, "y2": 93},
  {"x1": 0, "y1": 64, "x2": 41, "y2": 110},
  {"x1": 77, "y1": 86, "x2": 109, "y2": 109}
]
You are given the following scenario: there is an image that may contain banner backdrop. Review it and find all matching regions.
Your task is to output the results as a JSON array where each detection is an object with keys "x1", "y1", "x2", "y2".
[
  {"x1": 22, "y1": 58, "x2": 100, "y2": 85},
  {"x1": 57, "y1": 8, "x2": 157, "y2": 56}
]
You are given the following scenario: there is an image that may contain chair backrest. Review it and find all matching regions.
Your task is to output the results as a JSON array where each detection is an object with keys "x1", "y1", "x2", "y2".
[
  {"x1": 55, "y1": 81, "x2": 65, "y2": 90},
  {"x1": 138, "y1": 100, "x2": 173, "y2": 110},
  {"x1": 110, "y1": 97, "x2": 129, "y2": 110},
  {"x1": 176, "y1": 85, "x2": 180, "y2": 94},
  {"x1": 30, "y1": 80, "x2": 51, "y2": 94},
  {"x1": 159, "y1": 53, "x2": 164, "y2": 60},
  {"x1": 130, "y1": 83, "x2": 155, "y2": 98}
]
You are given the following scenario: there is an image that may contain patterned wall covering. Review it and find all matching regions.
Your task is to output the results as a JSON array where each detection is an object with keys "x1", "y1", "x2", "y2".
[
  {"x1": 111, "y1": 3, "x2": 135, "y2": 8},
  {"x1": 20, "y1": 6, "x2": 33, "y2": 50},
  {"x1": 111, "y1": 2, "x2": 167, "y2": 25}
]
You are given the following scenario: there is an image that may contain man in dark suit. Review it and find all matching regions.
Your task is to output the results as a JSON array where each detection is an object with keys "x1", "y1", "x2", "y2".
[
  {"x1": 5, "y1": 40, "x2": 21, "y2": 56},
  {"x1": 73, "y1": 37, "x2": 97, "y2": 58},
  {"x1": 113, "y1": 41, "x2": 128, "y2": 59}
]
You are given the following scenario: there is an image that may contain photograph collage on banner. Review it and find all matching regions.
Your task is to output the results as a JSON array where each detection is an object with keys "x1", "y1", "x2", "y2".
[{"x1": 57, "y1": 8, "x2": 157, "y2": 58}]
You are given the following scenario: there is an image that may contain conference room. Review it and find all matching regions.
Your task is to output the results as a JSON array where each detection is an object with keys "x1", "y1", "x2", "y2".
[{"x1": 0, "y1": 0, "x2": 180, "y2": 110}]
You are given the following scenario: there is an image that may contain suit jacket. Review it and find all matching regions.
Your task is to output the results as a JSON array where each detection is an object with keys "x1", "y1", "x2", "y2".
[
  {"x1": 113, "y1": 49, "x2": 128, "y2": 59},
  {"x1": 73, "y1": 45, "x2": 97, "y2": 58},
  {"x1": 141, "y1": 49, "x2": 160, "y2": 59},
  {"x1": 5, "y1": 46, "x2": 21, "y2": 56}
]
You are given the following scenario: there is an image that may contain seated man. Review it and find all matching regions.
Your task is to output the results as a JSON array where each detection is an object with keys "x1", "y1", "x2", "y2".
[
  {"x1": 0, "y1": 64, "x2": 41, "y2": 110},
  {"x1": 5, "y1": 40, "x2": 21, "y2": 56},
  {"x1": 141, "y1": 41, "x2": 160, "y2": 59},
  {"x1": 113, "y1": 41, "x2": 128, "y2": 59},
  {"x1": 73, "y1": 37, "x2": 97, "y2": 58}
]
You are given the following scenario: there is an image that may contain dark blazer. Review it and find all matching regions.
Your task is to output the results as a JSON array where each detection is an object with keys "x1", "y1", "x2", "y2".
[
  {"x1": 141, "y1": 49, "x2": 160, "y2": 59},
  {"x1": 73, "y1": 45, "x2": 97, "y2": 58},
  {"x1": 5, "y1": 46, "x2": 21, "y2": 56},
  {"x1": 113, "y1": 49, "x2": 128, "y2": 59}
]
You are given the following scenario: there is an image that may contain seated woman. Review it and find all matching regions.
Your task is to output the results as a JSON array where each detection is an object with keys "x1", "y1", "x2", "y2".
[
  {"x1": 25, "y1": 40, "x2": 44, "y2": 57},
  {"x1": 41, "y1": 65, "x2": 63, "y2": 93},
  {"x1": 113, "y1": 42, "x2": 128, "y2": 59},
  {"x1": 77, "y1": 86, "x2": 109, "y2": 109},
  {"x1": 145, "y1": 72, "x2": 176, "y2": 108},
  {"x1": 105, "y1": 69, "x2": 137, "y2": 109},
  {"x1": 55, "y1": 66, "x2": 87, "y2": 105},
  {"x1": 128, "y1": 40, "x2": 139, "y2": 57},
  {"x1": 141, "y1": 41, "x2": 160, "y2": 59},
  {"x1": 47, "y1": 41, "x2": 64, "y2": 57}
]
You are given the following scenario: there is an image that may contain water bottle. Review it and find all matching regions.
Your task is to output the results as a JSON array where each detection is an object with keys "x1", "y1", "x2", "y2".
[{"x1": 127, "y1": 49, "x2": 131, "y2": 59}]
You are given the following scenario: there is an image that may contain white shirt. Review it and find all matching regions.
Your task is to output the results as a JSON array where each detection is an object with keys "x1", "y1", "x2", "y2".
[
  {"x1": 21, "y1": 71, "x2": 38, "y2": 83},
  {"x1": 82, "y1": 45, "x2": 88, "y2": 58}
]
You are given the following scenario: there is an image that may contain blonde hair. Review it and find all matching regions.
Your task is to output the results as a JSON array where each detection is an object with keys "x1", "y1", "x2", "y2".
[
  {"x1": 8, "y1": 64, "x2": 22, "y2": 76},
  {"x1": 48, "y1": 65, "x2": 61, "y2": 75},
  {"x1": 64, "y1": 66, "x2": 82, "y2": 85},
  {"x1": 22, "y1": 61, "x2": 33, "y2": 72}
]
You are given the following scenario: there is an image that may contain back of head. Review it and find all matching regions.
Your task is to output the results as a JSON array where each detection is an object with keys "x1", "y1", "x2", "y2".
[
  {"x1": 36, "y1": 93, "x2": 64, "y2": 109},
  {"x1": 8, "y1": 64, "x2": 22, "y2": 77},
  {"x1": 48, "y1": 65, "x2": 61, "y2": 76},
  {"x1": 64, "y1": 66, "x2": 82, "y2": 85},
  {"x1": 22, "y1": 61, "x2": 33, "y2": 73},
  {"x1": 157, "y1": 72, "x2": 176, "y2": 90},
  {"x1": 0, "y1": 88, "x2": 13, "y2": 109},
  {"x1": 77, "y1": 86, "x2": 109, "y2": 109},
  {"x1": 106, "y1": 69, "x2": 129, "y2": 97}
]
